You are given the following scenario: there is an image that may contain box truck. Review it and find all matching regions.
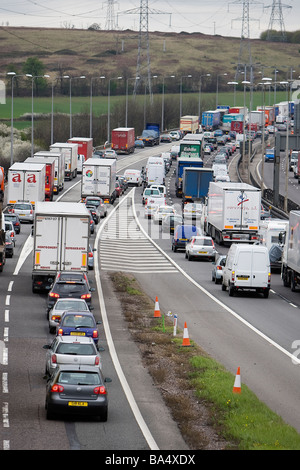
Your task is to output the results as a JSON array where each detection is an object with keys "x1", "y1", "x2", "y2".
[
  {"x1": 81, "y1": 158, "x2": 117, "y2": 204},
  {"x1": 280, "y1": 211, "x2": 300, "y2": 291},
  {"x1": 31, "y1": 201, "x2": 91, "y2": 292},
  {"x1": 111, "y1": 127, "x2": 135, "y2": 154},
  {"x1": 7, "y1": 162, "x2": 46, "y2": 206},
  {"x1": 25, "y1": 157, "x2": 55, "y2": 201},
  {"x1": 50, "y1": 142, "x2": 78, "y2": 180},
  {"x1": 259, "y1": 218, "x2": 289, "y2": 271},
  {"x1": 67, "y1": 137, "x2": 93, "y2": 165},
  {"x1": 180, "y1": 115, "x2": 199, "y2": 134},
  {"x1": 205, "y1": 182, "x2": 261, "y2": 245},
  {"x1": 182, "y1": 167, "x2": 214, "y2": 204},
  {"x1": 175, "y1": 157, "x2": 203, "y2": 197},
  {"x1": 35, "y1": 150, "x2": 64, "y2": 194}
]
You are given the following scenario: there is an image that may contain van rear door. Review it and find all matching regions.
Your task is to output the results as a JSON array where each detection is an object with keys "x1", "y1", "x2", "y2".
[
  {"x1": 251, "y1": 248, "x2": 269, "y2": 287},
  {"x1": 234, "y1": 249, "x2": 252, "y2": 287}
]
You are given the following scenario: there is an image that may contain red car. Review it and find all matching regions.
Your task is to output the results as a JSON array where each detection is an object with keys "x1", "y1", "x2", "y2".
[{"x1": 115, "y1": 181, "x2": 122, "y2": 197}]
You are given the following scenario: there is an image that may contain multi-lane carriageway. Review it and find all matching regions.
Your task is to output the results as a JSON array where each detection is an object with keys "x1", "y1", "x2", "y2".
[{"x1": 2, "y1": 142, "x2": 300, "y2": 450}]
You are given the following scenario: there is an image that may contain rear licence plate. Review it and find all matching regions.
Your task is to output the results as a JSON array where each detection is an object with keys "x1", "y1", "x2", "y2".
[
  {"x1": 68, "y1": 402, "x2": 88, "y2": 407},
  {"x1": 198, "y1": 251, "x2": 207, "y2": 254},
  {"x1": 237, "y1": 276, "x2": 249, "y2": 280},
  {"x1": 70, "y1": 332, "x2": 85, "y2": 336}
]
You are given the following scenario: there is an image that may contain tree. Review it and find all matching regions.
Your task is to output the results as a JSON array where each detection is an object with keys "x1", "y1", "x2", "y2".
[{"x1": 22, "y1": 57, "x2": 48, "y2": 96}]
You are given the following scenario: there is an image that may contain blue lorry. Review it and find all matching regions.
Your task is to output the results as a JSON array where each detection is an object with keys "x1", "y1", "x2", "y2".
[
  {"x1": 201, "y1": 110, "x2": 221, "y2": 130},
  {"x1": 175, "y1": 157, "x2": 203, "y2": 197},
  {"x1": 182, "y1": 167, "x2": 214, "y2": 203},
  {"x1": 137, "y1": 122, "x2": 160, "y2": 146}
]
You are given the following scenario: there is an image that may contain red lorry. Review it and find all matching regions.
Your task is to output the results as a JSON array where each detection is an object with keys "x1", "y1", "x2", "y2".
[
  {"x1": 111, "y1": 127, "x2": 135, "y2": 154},
  {"x1": 67, "y1": 137, "x2": 93, "y2": 161}
]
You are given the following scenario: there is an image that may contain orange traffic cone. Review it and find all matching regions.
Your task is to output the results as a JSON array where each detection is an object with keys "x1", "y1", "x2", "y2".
[
  {"x1": 181, "y1": 322, "x2": 191, "y2": 346},
  {"x1": 233, "y1": 367, "x2": 241, "y2": 394},
  {"x1": 153, "y1": 296, "x2": 161, "y2": 318}
]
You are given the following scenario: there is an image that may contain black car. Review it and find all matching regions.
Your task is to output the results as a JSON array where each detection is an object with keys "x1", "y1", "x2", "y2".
[
  {"x1": 4, "y1": 213, "x2": 21, "y2": 234},
  {"x1": 47, "y1": 272, "x2": 95, "y2": 312},
  {"x1": 85, "y1": 196, "x2": 107, "y2": 218},
  {"x1": 86, "y1": 205, "x2": 101, "y2": 224},
  {"x1": 45, "y1": 364, "x2": 110, "y2": 421}
]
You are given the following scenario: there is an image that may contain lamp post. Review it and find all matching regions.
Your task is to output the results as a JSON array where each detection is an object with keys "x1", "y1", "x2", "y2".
[
  {"x1": 227, "y1": 81, "x2": 238, "y2": 107},
  {"x1": 161, "y1": 74, "x2": 175, "y2": 132},
  {"x1": 179, "y1": 74, "x2": 192, "y2": 120},
  {"x1": 242, "y1": 80, "x2": 250, "y2": 174},
  {"x1": 90, "y1": 76, "x2": 105, "y2": 138},
  {"x1": 7, "y1": 72, "x2": 24, "y2": 167},
  {"x1": 216, "y1": 73, "x2": 227, "y2": 108},
  {"x1": 63, "y1": 75, "x2": 86, "y2": 139},
  {"x1": 258, "y1": 77, "x2": 272, "y2": 193},
  {"x1": 198, "y1": 73, "x2": 210, "y2": 118},
  {"x1": 26, "y1": 73, "x2": 50, "y2": 157},
  {"x1": 108, "y1": 76, "x2": 122, "y2": 143},
  {"x1": 280, "y1": 80, "x2": 291, "y2": 213},
  {"x1": 125, "y1": 77, "x2": 139, "y2": 127}
]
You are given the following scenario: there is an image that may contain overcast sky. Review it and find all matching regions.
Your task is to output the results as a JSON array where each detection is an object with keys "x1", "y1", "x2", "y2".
[{"x1": 0, "y1": 0, "x2": 297, "y2": 38}]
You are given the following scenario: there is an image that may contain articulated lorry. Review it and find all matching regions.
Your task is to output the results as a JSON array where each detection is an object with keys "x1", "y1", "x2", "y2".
[
  {"x1": 182, "y1": 167, "x2": 214, "y2": 204},
  {"x1": 25, "y1": 157, "x2": 55, "y2": 201},
  {"x1": 281, "y1": 211, "x2": 300, "y2": 291},
  {"x1": 50, "y1": 142, "x2": 78, "y2": 180},
  {"x1": 34, "y1": 150, "x2": 64, "y2": 194},
  {"x1": 7, "y1": 162, "x2": 46, "y2": 206},
  {"x1": 175, "y1": 157, "x2": 203, "y2": 197},
  {"x1": 31, "y1": 201, "x2": 91, "y2": 292},
  {"x1": 81, "y1": 158, "x2": 117, "y2": 204},
  {"x1": 180, "y1": 115, "x2": 199, "y2": 134},
  {"x1": 137, "y1": 123, "x2": 160, "y2": 146},
  {"x1": 205, "y1": 182, "x2": 261, "y2": 245}
]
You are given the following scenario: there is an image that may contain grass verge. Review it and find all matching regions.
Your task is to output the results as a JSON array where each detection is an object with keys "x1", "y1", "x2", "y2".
[{"x1": 110, "y1": 271, "x2": 300, "y2": 450}]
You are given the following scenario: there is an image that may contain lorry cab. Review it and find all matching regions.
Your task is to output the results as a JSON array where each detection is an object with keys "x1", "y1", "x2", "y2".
[{"x1": 222, "y1": 243, "x2": 271, "y2": 297}]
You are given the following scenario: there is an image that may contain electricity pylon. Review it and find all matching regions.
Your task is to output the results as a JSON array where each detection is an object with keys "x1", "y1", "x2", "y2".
[{"x1": 265, "y1": 0, "x2": 292, "y2": 42}]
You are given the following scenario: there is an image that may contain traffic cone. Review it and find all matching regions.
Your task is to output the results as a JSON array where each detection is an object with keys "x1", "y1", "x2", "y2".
[
  {"x1": 233, "y1": 367, "x2": 241, "y2": 394},
  {"x1": 181, "y1": 322, "x2": 191, "y2": 346},
  {"x1": 153, "y1": 296, "x2": 161, "y2": 318}
]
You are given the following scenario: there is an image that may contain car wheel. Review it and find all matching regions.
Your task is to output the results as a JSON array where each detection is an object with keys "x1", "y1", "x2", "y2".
[
  {"x1": 229, "y1": 284, "x2": 235, "y2": 297},
  {"x1": 222, "y1": 283, "x2": 226, "y2": 291},
  {"x1": 263, "y1": 289, "x2": 269, "y2": 298}
]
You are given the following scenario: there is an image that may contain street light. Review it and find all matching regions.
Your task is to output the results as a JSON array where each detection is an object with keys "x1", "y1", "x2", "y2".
[
  {"x1": 107, "y1": 76, "x2": 122, "y2": 143},
  {"x1": 280, "y1": 80, "x2": 292, "y2": 213},
  {"x1": 26, "y1": 73, "x2": 50, "y2": 157},
  {"x1": 179, "y1": 74, "x2": 192, "y2": 120},
  {"x1": 242, "y1": 80, "x2": 250, "y2": 174},
  {"x1": 198, "y1": 74, "x2": 210, "y2": 118},
  {"x1": 227, "y1": 81, "x2": 238, "y2": 107},
  {"x1": 216, "y1": 73, "x2": 227, "y2": 108},
  {"x1": 125, "y1": 77, "x2": 139, "y2": 127},
  {"x1": 7, "y1": 72, "x2": 24, "y2": 167},
  {"x1": 90, "y1": 76, "x2": 105, "y2": 138},
  {"x1": 63, "y1": 75, "x2": 86, "y2": 139},
  {"x1": 161, "y1": 75, "x2": 175, "y2": 132},
  {"x1": 258, "y1": 77, "x2": 272, "y2": 193}
]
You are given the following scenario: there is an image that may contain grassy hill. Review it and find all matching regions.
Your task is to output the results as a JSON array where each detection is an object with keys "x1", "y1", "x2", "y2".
[{"x1": 1, "y1": 26, "x2": 299, "y2": 84}]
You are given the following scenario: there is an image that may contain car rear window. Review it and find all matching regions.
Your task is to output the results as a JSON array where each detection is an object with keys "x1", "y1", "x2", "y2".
[
  {"x1": 14, "y1": 204, "x2": 31, "y2": 210},
  {"x1": 55, "y1": 282, "x2": 87, "y2": 295},
  {"x1": 55, "y1": 300, "x2": 88, "y2": 311},
  {"x1": 61, "y1": 315, "x2": 94, "y2": 327},
  {"x1": 58, "y1": 371, "x2": 100, "y2": 385},
  {"x1": 56, "y1": 343, "x2": 95, "y2": 355}
]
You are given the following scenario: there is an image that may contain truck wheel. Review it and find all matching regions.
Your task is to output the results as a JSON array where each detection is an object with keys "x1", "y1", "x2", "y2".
[{"x1": 291, "y1": 272, "x2": 297, "y2": 292}]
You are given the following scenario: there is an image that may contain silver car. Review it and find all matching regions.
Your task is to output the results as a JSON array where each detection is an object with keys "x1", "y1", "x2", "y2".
[
  {"x1": 43, "y1": 335, "x2": 102, "y2": 376},
  {"x1": 211, "y1": 254, "x2": 227, "y2": 284},
  {"x1": 10, "y1": 202, "x2": 34, "y2": 223},
  {"x1": 185, "y1": 236, "x2": 217, "y2": 261},
  {"x1": 48, "y1": 297, "x2": 91, "y2": 333},
  {"x1": 5, "y1": 221, "x2": 16, "y2": 246}
]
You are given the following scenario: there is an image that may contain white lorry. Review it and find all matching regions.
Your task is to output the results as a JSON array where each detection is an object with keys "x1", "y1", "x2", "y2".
[
  {"x1": 145, "y1": 156, "x2": 165, "y2": 186},
  {"x1": 50, "y1": 142, "x2": 78, "y2": 180},
  {"x1": 7, "y1": 162, "x2": 46, "y2": 206},
  {"x1": 81, "y1": 158, "x2": 117, "y2": 204},
  {"x1": 281, "y1": 210, "x2": 300, "y2": 291},
  {"x1": 259, "y1": 218, "x2": 289, "y2": 271},
  {"x1": 35, "y1": 150, "x2": 65, "y2": 194},
  {"x1": 205, "y1": 182, "x2": 261, "y2": 245},
  {"x1": 31, "y1": 201, "x2": 91, "y2": 292}
]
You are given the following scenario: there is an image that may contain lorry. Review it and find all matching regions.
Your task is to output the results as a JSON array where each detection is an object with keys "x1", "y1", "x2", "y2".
[
  {"x1": 182, "y1": 167, "x2": 214, "y2": 204},
  {"x1": 281, "y1": 210, "x2": 300, "y2": 291},
  {"x1": 264, "y1": 147, "x2": 275, "y2": 162},
  {"x1": 0, "y1": 167, "x2": 6, "y2": 272},
  {"x1": 81, "y1": 158, "x2": 117, "y2": 204},
  {"x1": 25, "y1": 157, "x2": 55, "y2": 201},
  {"x1": 256, "y1": 106, "x2": 275, "y2": 126},
  {"x1": 179, "y1": 140, "x2": 201, "y2": 159},
  {"x1": 201, "y1": 110, "x2": 221, "y2": 130},
  {"x1": 7, "y1": 162, "x2": 46, "y2": 206},
  {"x1": 111, "y1": 127, "x2": 135, "y2": 154},
  {"x1": 180, "y1": 115, "x2": 199, "y2": 134},
  {"x1": 67, "y1": 137, "x2": 93, "y2": 161},
  {"x1": 31, "y1": 201, "x2": 91, "y2": 292},
  {"x1": 137, "y1": 122, "x2": 160, "y2": 146},
  {"x1": 145, "y1": 156, "x2": 165, "y2": 186},
  {"x1": 205, "y1": 182, "x2": 261, "y2": 245},
  {"x1": 34, "y1": 150, "x2": 65, "y2": 194},
  {"x1": 50, "y1": 142, "x2": 78, "y2": 180},
  {"x1": 249, "y1": 110, "x2": 264, "y2": 127},
  {"x1": 259, "y1": 218, "x2": 289, "y2": 271},
  {"x1": 175, "y1": 157, "x2": 203, "y2": 197}
]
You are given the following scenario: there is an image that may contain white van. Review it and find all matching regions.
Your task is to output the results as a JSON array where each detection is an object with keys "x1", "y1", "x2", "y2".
[
  {"x1": 123, "y1": 169, "x2": 142, "y2": 186},
  {"x1": 77, "y1": 154, "x2": 85, "y2": 173},
  {"x1": 222, "y1": 244, "x2": 271, "y2": 297}
]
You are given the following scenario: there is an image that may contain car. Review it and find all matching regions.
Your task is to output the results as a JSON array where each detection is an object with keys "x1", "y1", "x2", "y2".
[
  {"x1": 214, "y1": 154, "x2": 227, "y2": 165},
  {"x1": 144, "y1": 197, "x2": 166, "y2": 219},
  {"x1": 56, "y1": 311, "x2": 101, "y2": 344},
  {"x1": 10, "y1": 202, "x2": 34, "y2": 223},
  {"x1": 92, "y1": 149, "x2": 105, "y2": 158},
  {"x1": 43, "y1": 335, "x2": 102, "y2": 377},
  {"x1": 204, "y1": 145, "x2": 212, "y2": 155},
  {"x1": 149, "y1": 184, "x2": 166, "y2": 198},
  {"x1": 4, "y1": 221, "x2": 16, "y2": 246},
  {"x1": 135, "y1": 139, "x2": 144, "y2": 148},
  {"x1": 185, "y1": 235, "x2": 217, "y2": 261},
  {"x1": 47, "y1": 272, "x2": 95, "y2": 312},
  {"x1": 84, "y1": 196, "x2": 107, "y2": 218},
  {"x1": 117, "y1": 175, "x2": 128, "y2": 192},
  {"x1": 48, "y1": 297, "x2": 92, "y2": 333},
  {"x1": 45, "y1": 364, "x2": 110, "y2": 421},
  {"x1": 142, "y1": 187, "x2": 161, "y2": 205},
  {"x1": 160, "y1": 133, "x2": 172, "y2": 143},
  {"x1": 86, "y1": 205, "x2": 101, "y2": 224},
  {"x1": 4, "y1": 213, "x2": 21, "y2": 234},
  {"x1": 162, "y1": 214, "x2": 183, "y2": 234},
  {"x1": 169, "y1": 131, "x2": 181, "y2": 141},
  {"x1": 115, "y1": 181, "x2": 122, "y2": 197},
  {"x1": 5, "y1": 231, "x2": 14, "y2": 258},
  {"x1": 211, "y1": 254, "x2": 227, "y2": 284},
  {"x1": 88, "y1": 245, "x2": 95, "y2": 270},
  {"x1": 153, "y1": 205, "x2": 176, "y2": 224},
  {"x1": 183, "y1": 203, "x2": 203, "y2": 220},
  {"x1": 172, "y1": 224, "x2": 201, "y2": 252},
  {"x1": 104, "y1": 149, "x2": 117, "y2": 159}
]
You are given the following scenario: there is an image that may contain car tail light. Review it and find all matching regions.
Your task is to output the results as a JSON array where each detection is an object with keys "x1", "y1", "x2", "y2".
[
  {"x1": 30, "y1": 210, "x2": 33, "y2": 214},
  {"x1": 49, "y1": 292, "x2": 60, "y2": 299},
  {"x1": 88, "y1": 252, "x2": 93, "y2": 258},
  {"x1": 95, "y1": 356, "x2": 100, "y2": 365},
  {"x1": 92, "y1": 330, "x2": 98, "y2": 339},
  {"x1": 93, "y1": 386, "x2": 106, "y2": 395},
  {"x1": 51, "y1": 354, "x2": 57, "y2": 364},
  {"x1": 10, "y1": 233, "x2": 14, "y2": 238},
  {"x1": 57, "y1": 328, "x2": 63, "y2": 336},
  {"x1": 217, "y1": 266, "x2": 222, "y2": 270},
  {"x1": 231, "y1": 270, "x2": 235, "y2": 282},
  {"x1": 51, "y1": 384, "x2": 64, "y2": 393},
  {"x1": 81, "y1": 293, "x2": 91, "y2": 300}
]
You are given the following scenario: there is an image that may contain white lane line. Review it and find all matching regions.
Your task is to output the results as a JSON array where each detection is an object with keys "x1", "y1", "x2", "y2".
[
  {"x1": 7, "y1": 281, "x2": 13, "y2": 292},
  {"x1": 95, "y1": 190, "x2": 159, "y2": 451},
  {"x1": 5, "y1": 296, "x2": 10, "y2": 306}
]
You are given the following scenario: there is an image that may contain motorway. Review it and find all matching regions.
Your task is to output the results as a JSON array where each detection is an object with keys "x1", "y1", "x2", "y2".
[{"x1": 2, "y1": 140, "x2": 300, "y2": 450}]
